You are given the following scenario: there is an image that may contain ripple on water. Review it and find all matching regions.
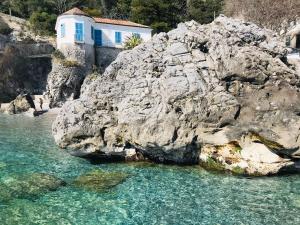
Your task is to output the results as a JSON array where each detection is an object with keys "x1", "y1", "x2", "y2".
[{"x1": 0, "y1": 114, "x2": 299, "y2": 225}]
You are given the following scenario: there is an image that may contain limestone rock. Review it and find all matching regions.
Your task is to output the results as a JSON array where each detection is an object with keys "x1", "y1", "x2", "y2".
[
  {"x1": 46, "y1": 59, "x2": 86, "y2": 108},
  {"x1": 4, "y1": 94, "x2": 35, "y2": 115},
  {"x1": 199, "y1": 134, "x2": 299, "y2": 176},
  {"x1": 72, "y1": 170, "x2": 129, "y2": 192},
  {"x1": 53, "y1": 16, "x2": 300, "y2": 174},
  {"x1": 241, "y1": 143, "x2": 283, "y2": 164},
  {"x1": 0, "y1": 173, "x2": 66, "y2": 202}
]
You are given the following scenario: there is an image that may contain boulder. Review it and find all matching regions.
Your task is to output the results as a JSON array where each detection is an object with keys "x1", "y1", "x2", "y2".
[
  {"x1": 0, "y1": 173, "x2": 66, "y2": 202},
  {"x1": 199, "y1": 133, "x2": 299, "y2": 176},
  {"x1": 72, "y1": 170, "x2": 129, "y2": 192},
  {"x1": 53, "y1": 16, "x2": 300, "y2": 174},
  {"x1": 4, "y1": 94, "x2": 35, "y2": 115}
]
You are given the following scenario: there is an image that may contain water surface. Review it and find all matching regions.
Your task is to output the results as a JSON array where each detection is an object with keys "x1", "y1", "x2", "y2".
[{"x1": 0, "y1": 114, "x2": 299, "y2": 225}]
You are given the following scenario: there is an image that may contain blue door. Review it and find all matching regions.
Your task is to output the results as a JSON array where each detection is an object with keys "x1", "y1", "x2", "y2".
[
  {"x1": 75, "y1": 23, "x2": 84, "y2": 42},
  {"x1": 94, "y1": 30, "x2": 102, "y2": 46}
]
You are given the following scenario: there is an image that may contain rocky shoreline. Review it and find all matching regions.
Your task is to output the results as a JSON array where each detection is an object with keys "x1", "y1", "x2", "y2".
[
  {"x1": 2, "y1": 16, "x2": 300, "y2": 176},
  {"x1": 51, "y1": 16, "x2": 300, "y2": 176}
]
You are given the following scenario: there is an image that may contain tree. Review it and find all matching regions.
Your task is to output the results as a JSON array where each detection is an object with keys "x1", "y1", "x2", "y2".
[
  {"x1": 224, "y1": 0, "x2": 300, "y2": 32},
  {"x1": 187, "y1": 0, "x2": 223, "y2": 24},
  {"x1": 131, "y1": 0, "x2": 186, "y2": 33},
  {"x1": 110, "y1": 0, "x2": 132, "y2": 19},
  {"x1": 29, "y1": 11, "x2": 57, "y2": 35}
]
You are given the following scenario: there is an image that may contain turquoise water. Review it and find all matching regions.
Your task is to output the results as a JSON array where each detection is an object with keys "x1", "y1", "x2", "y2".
[{"x1": 0, "y1": 114, "x2": 300, "y2": 225}]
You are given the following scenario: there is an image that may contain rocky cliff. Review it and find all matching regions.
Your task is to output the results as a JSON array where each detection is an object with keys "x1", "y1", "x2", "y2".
[
  {"x1": 52, "y1": 16, "x2": 300, "y2": 175},
  {"x1": 0, "y1": 14, "x2": 54, "y2": 104}
]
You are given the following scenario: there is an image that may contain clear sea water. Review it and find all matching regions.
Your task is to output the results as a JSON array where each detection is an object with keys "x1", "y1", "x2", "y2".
[{"x1": 0, "y1": 114, "x2": 299, "y2": 225}]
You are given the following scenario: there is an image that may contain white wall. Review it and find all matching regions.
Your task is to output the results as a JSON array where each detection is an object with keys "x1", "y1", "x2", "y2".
[
  {"x1": 93, "y1": 23, "x2": 152, "y2": 48},
  {"x1": 56, "y1": 15, "x2": 152, "y2": 49},
  {"x1": 56, "y1": 15, "x2": 95, "y2": 49}
]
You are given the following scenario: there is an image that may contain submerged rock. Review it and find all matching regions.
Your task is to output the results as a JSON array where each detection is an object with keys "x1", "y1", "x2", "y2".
[
  {"x1": 73, "y1": 170, "x2": 129, "y2": 192},
  {"x1": 0, "y1": 162, "x2": 6, "y2": 169},
  {"x1": 53, "y1": 16, "x2": 300, "y2": 174},
  {"x1": 0, "y1": 173, "x2": 66, "y2": 202}
]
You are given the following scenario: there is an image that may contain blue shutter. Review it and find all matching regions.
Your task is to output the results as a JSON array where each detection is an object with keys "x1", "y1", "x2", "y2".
[
  {"x1": 61, "y1": 24, "x2": 65, "y2": 38},
  {"x1": 94, "y1": 30, "x2": 102, "y2": 46},
  {"x1": 75, "y1": 23, "x2": 84, "y2": 42},
  {"x1": 115, "y1": 32, "x2": 122, "y2": 44}
]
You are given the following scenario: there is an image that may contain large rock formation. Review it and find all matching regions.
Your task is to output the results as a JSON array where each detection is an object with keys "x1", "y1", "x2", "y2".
[
  {"x1": 46, "y1": 44, "x2": 95, "y2": 108},
  {"x1": 46, "y1": 58, "x2": 86, "y2": 108},
  {"x1": 53, "y1": 16, "x2": 300, "y2": 175}
]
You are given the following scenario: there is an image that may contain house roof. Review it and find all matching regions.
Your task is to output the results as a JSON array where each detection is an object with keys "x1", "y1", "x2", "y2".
[
  {"x1": 93, "y1": 17, "x2": 150, "y2": 28},
  {"x1": 62, "y1": 7, "x2": 89, "y2": 17},
  {"x1": 61, "y1": 8, "x2": 150, "y2": 29}
]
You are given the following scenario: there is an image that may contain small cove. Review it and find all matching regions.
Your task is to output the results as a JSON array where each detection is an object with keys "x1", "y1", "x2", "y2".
[{"x1": 0, "y1": 114, "x2": 299, "y2": 225}]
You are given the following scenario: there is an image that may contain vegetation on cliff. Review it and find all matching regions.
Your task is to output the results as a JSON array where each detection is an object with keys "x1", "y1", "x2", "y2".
[{"x1": 0, "y1": 0, "x2": 224, "y2": 34}]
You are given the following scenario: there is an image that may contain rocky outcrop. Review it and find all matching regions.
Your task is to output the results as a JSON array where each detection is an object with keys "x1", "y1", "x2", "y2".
[
  {"x1": 46, "y1": 57, "x2": 86, "y2": 108},
  {"x1": 0, "y1": 46, "x2": 52, "y2": 104},
  {"x1": 1, "y1": 94, "x2": 36, "y2": 115},
  {"x1": 0, "y1": 13, "x2": 54, "y2": 104},
  {"x1": 200, "y1": 132, "x2": 299, "y2": 176},
  {"x1": 53, "y1": 16, "x2": 300, "y2": 175}
]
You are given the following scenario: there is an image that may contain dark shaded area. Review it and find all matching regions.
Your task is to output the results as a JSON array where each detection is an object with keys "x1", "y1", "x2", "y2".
[{"x1": 0, "y1": 46, "x2": 52, "y2": 103}]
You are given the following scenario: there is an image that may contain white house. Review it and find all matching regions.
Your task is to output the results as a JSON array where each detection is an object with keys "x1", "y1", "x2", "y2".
[{"x1": 55, "y1": 7, "x2": 152, "y2": 50}]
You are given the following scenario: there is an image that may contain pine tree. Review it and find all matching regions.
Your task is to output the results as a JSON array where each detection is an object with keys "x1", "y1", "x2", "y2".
[
  {"x1": 131, "y1": 0, "x2": 185, "y2": 33},
  {"x1": 187, "y1": 0, "x2": 223, "y2": 24}
]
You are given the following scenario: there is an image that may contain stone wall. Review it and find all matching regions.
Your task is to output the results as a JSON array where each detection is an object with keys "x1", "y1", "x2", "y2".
[
  {"x1": 95, "y1": 47, "x2": 122, "y2": 71},
  {"x1": 59, "y1": 43, "x2": 95, "y2": 69},
  {"x1": 9, "y1": 43, "x2": 54, "y2": 57}
]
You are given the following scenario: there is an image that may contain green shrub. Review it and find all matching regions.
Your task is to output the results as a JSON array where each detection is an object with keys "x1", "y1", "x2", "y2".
[
  {"x1": 62, "y1": 60, "x2": 81, "y2": 67},
  {"x1": 124, "y1": 35, "x2": 143, "y2": 50},
  {"x1": 82, "y1": 7, "x2": 102, "y2": 17},
  {"x1": 29, "y1": 11, "x2": 57, "y2": 35},
  {"x1": 52, "y1": 49, "x2": 65, "y2": 60}
]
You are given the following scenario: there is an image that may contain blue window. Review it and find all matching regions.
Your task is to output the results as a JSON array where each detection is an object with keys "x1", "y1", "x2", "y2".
[
  {"x1": 91, "y1": 26, "x2": 94, "y2": 40},
  {"x1": 61, "y1": 24, "x2": 65, "y2": 38},
  {"x1": 115, "y1": 32, "x2": 122, "y2": 44},
  {"x1": 75, "y1": 23, "x2": 84, "y2": 42},
  {"x1": 133, "y1": 33, "x2": 141, "y2": 39}
]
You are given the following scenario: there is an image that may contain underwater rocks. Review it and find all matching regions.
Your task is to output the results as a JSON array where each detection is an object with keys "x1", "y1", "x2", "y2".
[
  {"x1": 73, "y1": 169, "x2": 129, "y2": 192},
  {"x1": 0, "y1": 173, "x2": 66, "y2": 202},
  {"x1": 53, "y1": 16, "x2": 300, "y2": 175}
]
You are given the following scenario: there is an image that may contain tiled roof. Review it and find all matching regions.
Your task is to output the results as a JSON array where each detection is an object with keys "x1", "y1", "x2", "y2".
[
  {"x1": 63, "y1": 7, "x2": 89, "y2": 17},
  {"x1": 62, "y1": 8, "x2": 150, "y2": 28},
  {"x1": 93, "y1": 17, "x2": 150, "y2": 28}
]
